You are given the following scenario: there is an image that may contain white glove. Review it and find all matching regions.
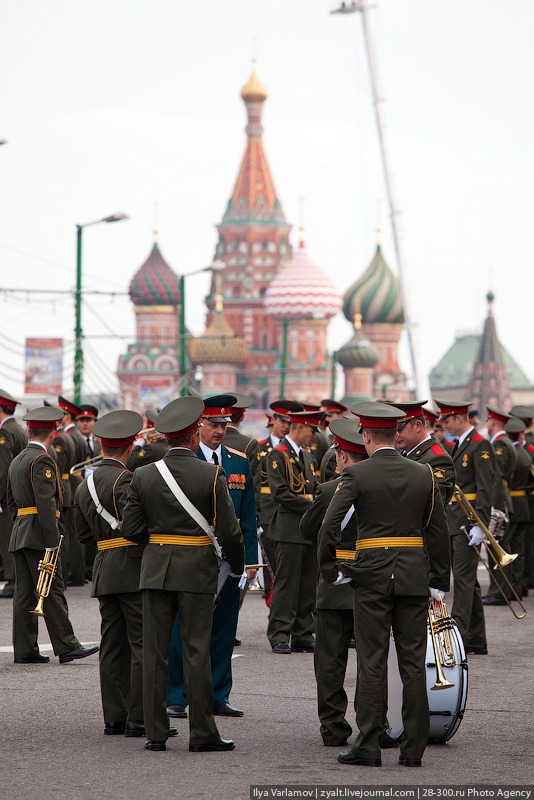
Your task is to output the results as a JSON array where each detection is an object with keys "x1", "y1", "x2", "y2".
[
  {"x1": 45, "y1": 546, "x2": 59, "y2": 552},
  {"x1": 488, "y1": 508, "x2": 508, "y2": 541},
  {"x1": 257, "y1": 526, "x2": 264, "y2": 539},
  {"x1": 333, "y1": 570, "x2": 352, "y2": 585},
  {"x1": 429, "y1": 587, "x2": 442, "y2": 602},
  {"x1": 468, "y1": 525, "x2": 485, "y2": 547}
]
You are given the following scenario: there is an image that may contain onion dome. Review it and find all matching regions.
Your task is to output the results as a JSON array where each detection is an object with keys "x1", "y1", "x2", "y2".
[
  {"x1": 189, "y1": 297, "x2": 248, "y2": 365},
  {"x1": 343, "y1": 242, "x2": 404, "y2": 325},
  {"x1": 264, "y1": 233, "x2": 342, "y2": 320},
  {"x1": 337, "y1": 313, "x2": 379, "y2": 369},
  {"x1": 240, "y1": 64, "x2": 268, "y2": 103},
  {"x1": 129, "y1": 242, "x2": 181, "y2": 306}
]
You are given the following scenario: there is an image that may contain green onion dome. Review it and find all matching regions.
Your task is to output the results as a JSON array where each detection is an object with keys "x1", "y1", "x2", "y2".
[{"x1": 343, "y1": 243, "x2": 404, "y2": 325}]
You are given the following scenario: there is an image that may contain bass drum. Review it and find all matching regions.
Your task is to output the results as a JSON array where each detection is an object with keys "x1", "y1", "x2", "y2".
[{"x1": 386, "y1": 620, "x2": 468, "y2": 744}]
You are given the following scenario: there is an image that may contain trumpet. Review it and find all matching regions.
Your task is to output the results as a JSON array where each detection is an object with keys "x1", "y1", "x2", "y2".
[
  {"x1": 428, "y1": 595, "x2": 455, "y2": 690},
  {"x1": 453, "y1": 484, "x2": 527, "y2": 619},
  {"x1": 69, "y1": 454, "x2": 104, "y2": 475},
  {"x1": 30, "y1": 535, "x2": 64, "y2": 617}
]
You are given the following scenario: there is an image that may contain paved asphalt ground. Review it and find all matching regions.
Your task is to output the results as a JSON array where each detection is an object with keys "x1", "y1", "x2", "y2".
[{"x1": 1, "y1": 566, "x2": 533, "y2": 800}]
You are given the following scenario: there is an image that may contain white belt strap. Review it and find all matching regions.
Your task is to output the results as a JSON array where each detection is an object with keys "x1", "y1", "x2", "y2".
[
  {"x1": 341, "y1": 505, "x2": 355, "y2": 531},
  {"x1": 155, "y1": 460, "x2": 222, "y2": 557},
  {"x1": 87, "y1": 473, "x2": 121, "y2": 531}
]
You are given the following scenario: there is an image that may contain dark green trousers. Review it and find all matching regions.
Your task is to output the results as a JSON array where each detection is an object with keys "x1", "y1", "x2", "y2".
[
  {"x1": 351, "y1": 582, "x2": 429, "y2": 761},
  {"x1": 260, "y1": 526, "x2": 276, "y2": 601},
  {"x1": 486, "y1": 521, "x2": 526, "y2": 599},
  {"x1": 61, "y1": 506, "x2": 86, "y2": 584},
  {"x1": 12, "y1": 549, "x2": 80, "y2": 658},
  {"x1": 0, "y1": 509, "x2": 15, "y2": 588},
  {"x1": 142, "y1": 589, "x2": 219, "y2": 745},
  {"x1": 267, "y1": 540, "x2": 316, "y2": 647},
  {"x1": 98, "y1": 592, "x2": 143, "y2": 723},
  {"x1": 450, "y1": 533, "x2": 487, "y2": 646},
  {"x1": 314, "y1": 608, "x2": 354, "y2": 745}
]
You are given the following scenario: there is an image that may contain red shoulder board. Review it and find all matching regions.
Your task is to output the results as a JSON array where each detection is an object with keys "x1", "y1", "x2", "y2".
[
  {"x1": 528, "y1": 445, "x2": 534, "y2": 454},
  {"x1": 277, "y1": 444, "x2": 288, "y2": 452},
  {"x1": 54, "y1": 431, "x2": 60, "y2": 438},
  {"x1": 258, "y1": 439, "x2": 267, "y2": 445},
  {"x1": 472, "y1": 433, "x2": 485, "y2": 442},
  {"x1": 430, "y1": 443, "x2": 446, "y2": 456}
]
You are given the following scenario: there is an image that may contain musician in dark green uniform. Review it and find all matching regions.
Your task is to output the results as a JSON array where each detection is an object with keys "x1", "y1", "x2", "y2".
[
  {"x1": 510, "y1": 405, "x2": 534, "y2": 590},
  {"x1": 7, "y1": 406, "x2": 99, "y2": 665},
  {"x1": 266, "y1": 408, "x2": 323, "y2": 653},
  {"x1": 258, "y1": 400, "x2": 303, "y2": 600},
  {"x1": 318, "y1": 403, "x2": 450, "y2": 768},
  {"x1": 301, "y1": 418, "x2": 365, "y2": 747},
  {"x1": 393, "y1": 400, "x2": 456, "y2": 505},
  {"x1": 121, "y1": 397, "x2": 245, "y2": 752},
  {"x1": 436, "y1": 399, "x2": 495, "y2": 655},
  {"x1": 126, "y1": 407, "x2": 168, "y2": 470},
  {"x1": 58, "y1": 396, "x2": 87, "y2": 586},
  {"x1": 0, "y1": 389, "x2": 28, "y2": 598},
  {"x1": 74, "y1": 409, "x2": 173, "y2": 739}
]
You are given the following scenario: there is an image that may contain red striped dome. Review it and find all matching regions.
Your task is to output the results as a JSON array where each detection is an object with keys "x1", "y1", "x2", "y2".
[
  {"x1": 129, "y1": 243, "x2": 181, "y2": 307},
  {"x1": 264, "y1": 239, "x2": 341, "y2": 319}
]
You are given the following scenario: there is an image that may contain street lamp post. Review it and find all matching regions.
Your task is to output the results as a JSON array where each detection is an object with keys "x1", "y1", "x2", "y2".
[
  {"x1": 178, "y1": 259, "x2": 225, "y2": 396},
  {"x1": 74, "y1": 213, "x2": 129, "y2": 404}
]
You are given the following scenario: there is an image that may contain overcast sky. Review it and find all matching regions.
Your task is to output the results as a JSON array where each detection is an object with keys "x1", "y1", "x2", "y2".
[{"x1": 1, "y1": 0, "x2": 533, "y2": 401}]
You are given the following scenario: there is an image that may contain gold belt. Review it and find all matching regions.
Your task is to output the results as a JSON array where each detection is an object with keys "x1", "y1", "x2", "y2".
[
  {"x1": 304, "y1": 494, "x2": 314, "y2": 501},
  {"x1": 18, "y1": 507, "x2": 60, "y2": 519},
  {"x1": 449, "y1": 493, "x2": 476, "y2": 503},
  {"x1": 336, "y1": 548, "x2": 356, "y2": 560},
  {"x1": 97, "y1": 537, "x2": 138, "y2": 550},
  {"x1": 356, "y1": 537, "x2": 424, "y2": 550},
  {"x1": 148, "y1": 534, "x2": 212, "y2": 546},
  {"x1": 260, "y1": 487, "x2": 271, "y2": 494},
  {"x1": 510, "y1": 490, "x2": 527, "y2": 497},
  {"x1": 61, "y1": 474, "x2": 70, "y2": 480}
]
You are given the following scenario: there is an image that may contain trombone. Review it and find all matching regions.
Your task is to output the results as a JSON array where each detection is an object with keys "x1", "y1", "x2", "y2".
[
  {"x1": 30, "y1": 535, "x2": 64, "y2": 617},
  {"x1": 452, "y1": 484, "x2": 527, "y2": 619},
  {"x1": 428, "y1": 594, "x2": 455, "y2": 690},
  {"x1": 69, "y1": 454, "x2": 104, "y2": 476}
]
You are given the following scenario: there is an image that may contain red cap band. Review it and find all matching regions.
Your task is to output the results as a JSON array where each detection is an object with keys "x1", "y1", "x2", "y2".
[
  {"x1": 202, "y1": 406, "x2": 231, "y2": 419},
  {"x1": 164, "y1": 419, "x2": 201, "y2": 438},
  {"x1": 100, "y1": 436, "x2": 136, "y2": 448},
  {"x1": 76, "y1": 410, "x2": 97, "y2": 420},
  {"x1": 333, "y1": 436, "x2": 367, "y2": 454},
  {"x1": 358, "y1": 415, "x2": 399, "y2": 429},
  {"x1": 28, "y1": 420, "x2": 58, "y2": 429},
  {"x1": 487, "y1": 409, "x2": 509, "y2": 424},
  {"x1": 438, "y1": 404, "x2": 470, "y2": 417},
  {"x1": 0, "y1": 398, "x2": 17, "y2": 411}
]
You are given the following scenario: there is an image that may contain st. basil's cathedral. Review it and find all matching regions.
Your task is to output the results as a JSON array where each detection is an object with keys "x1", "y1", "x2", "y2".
[{"x1": 117, "y1": 65, "x2": 532, "y2": 415}]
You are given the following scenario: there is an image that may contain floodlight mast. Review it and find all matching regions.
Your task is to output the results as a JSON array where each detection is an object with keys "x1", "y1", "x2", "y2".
[{"x1": 331, "y1": 1, "x2": 430, "y2": 400}]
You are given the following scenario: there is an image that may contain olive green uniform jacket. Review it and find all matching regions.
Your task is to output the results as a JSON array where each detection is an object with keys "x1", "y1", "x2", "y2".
[
  {"x1": 0, "y1": 417, "x2": 28, "y2": 587},
  {"x1": 224, "y1": 425, "x2": 261, "y2": 521},
  {"x1": 405, "y1": 434, "x2": 456, "y2": 506}
]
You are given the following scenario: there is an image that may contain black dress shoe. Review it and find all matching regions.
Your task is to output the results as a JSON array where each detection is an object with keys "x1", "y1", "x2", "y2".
[
  {"x1": 189, "y1": 738, "x2": 235, "y2": 752},
  {"x1": 214, "y1": 703, "x2": 244, "y2": 717},
  {"x1": 234, "y1": 637, "x2": 242, "y2": 646},
  {"x1": 59, "y1": 644, "x2": 99, "y2": 664},
  {"x1": 166, "y1": 704, "x2": 187, "y2": 718},
  {"x1": 399, "y1": 756, "x2": 422, "y2": 767},
  {"x1": 272, "y1": 642, "x2": 291, "y2": 654},
  {"x1": 337, "y1": 752, "x2": 381, "y2": 766},
  {"x1": 14, "y1": 654, "x2": 50, "y2": 664},
  {"x1": 381, "y1": 731, "x2": 402, "y2": 749},
  {"x1": 105, "y1": 722, "x2": 126, "y2": 735},
  {"x1": 465, "y1": 644, "x2": 488, "y2": 655},
  {"x1": 125, "y1": 721, "x2": 178, "y2": 738},
  {"x1": 145, "y1": 740, "x2": 166, "y2": 751},
  {"x1": 0, "y1": 589, "x2": 14, "y2": 598},
  {"x1": 291, "y1": 642, "x2": 314, "y2": 653},
  {"x1": 482, "y1": 596, "x2": 506, "y2": 606}
]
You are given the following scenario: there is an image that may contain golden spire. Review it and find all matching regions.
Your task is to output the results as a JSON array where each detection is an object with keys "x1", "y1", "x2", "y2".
[
  {"x1": 153, "y1": 201, "x2": 159, "y2": 243},
  {"x1": 241, "y1": 58, "x2": 268, "y2": 103}
]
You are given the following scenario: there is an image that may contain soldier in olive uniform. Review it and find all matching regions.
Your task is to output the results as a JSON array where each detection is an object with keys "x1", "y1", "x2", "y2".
[
  {"x1": 393, "y1": 401, "x2": 456, "y2": 505},
  {"x1": 318, "y1": 403, "x2": 450, "y2": 768},
  {"x1": 0, "y1": 389, "x2": 28, "y2": 598},
  {"x1": 58, "y1": 396, "x2": 88, "y2": 585},
  {"x1": 266, "y1": 408, "x2": 323, "y2": 653},
  {"x1": 511, "y1": 406, "x2": 534, "y2": 590},
  {"x1": 484, "y1": 417, "x2": 531, "y2": 603},
  {"x1": 224, "y1": 392, "x2": 261, "y2": 516},
  {"x1": 301, "y1": 419, "x2": 366, "y2": 747},
  {"x1": 258, "y1": 400, "x2": 303, "y2": 601},
  {"x1": 74, "y1": 409, "x2": 169, "y2": 739},
  {"x1": 126, "y1": 407, "x2": 168, "y2": 470},
  {"x1": 436, "y1": 399, "x2": 495, "y2": 655},
  {"x1": 7, "y1": 406, "x2": 98, "y2": 665},
  {"x1": 121, "y1": 397, "x2": 245, "y2": 752}
]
